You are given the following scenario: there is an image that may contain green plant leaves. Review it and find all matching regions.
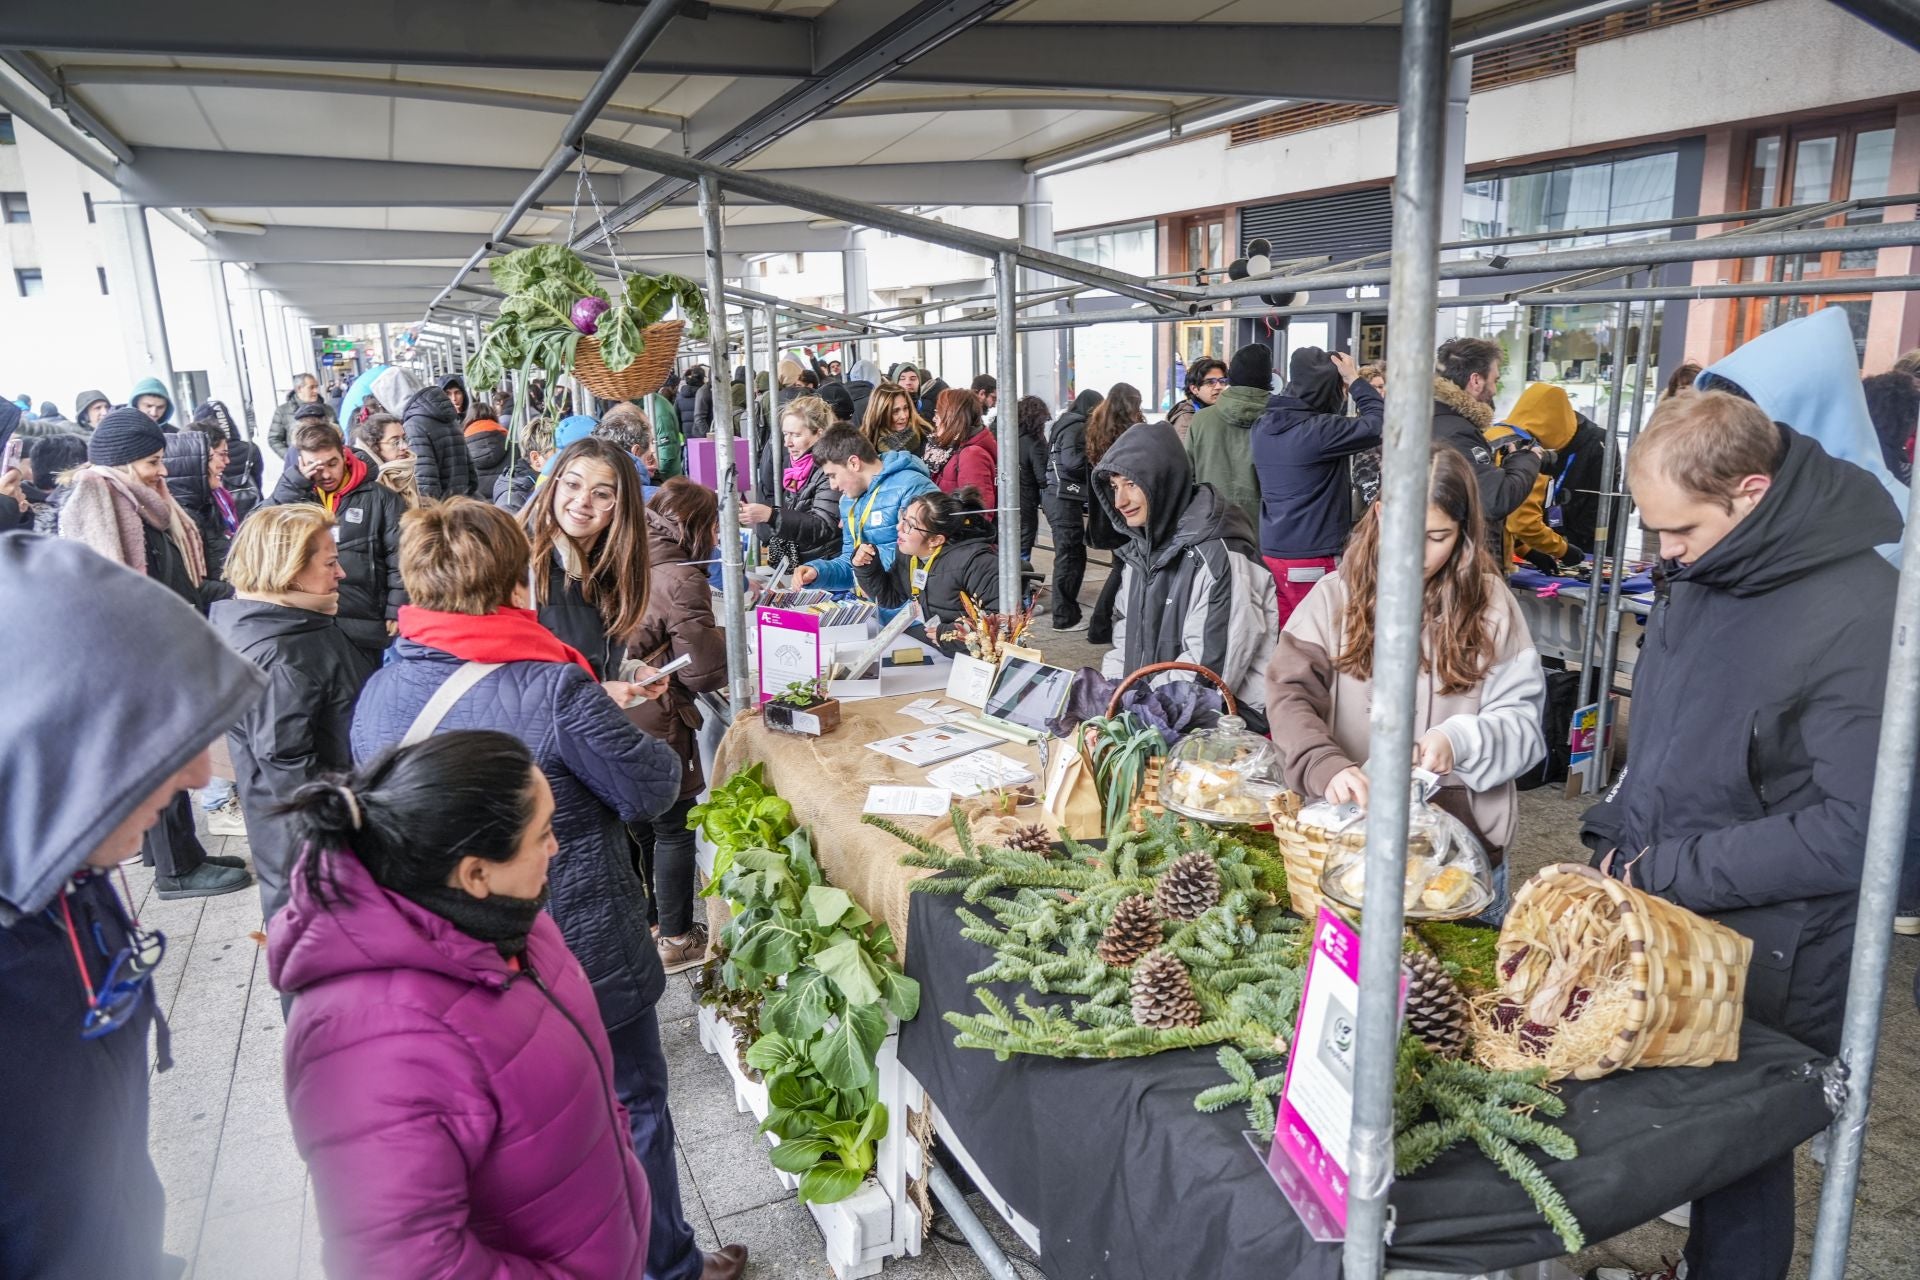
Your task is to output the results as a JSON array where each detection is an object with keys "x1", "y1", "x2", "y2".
[
  {"x1": 806, "y1": 885, "x2": 854, "y2": 930},
  {"x1": 743, "y1": 1031, "x2": 807, "y2": 1076},
  {"x1": 768, "y1": 1137, "x2": 835, "y2": 1174},
  {"x1": 809, "y1": 1003, "x2": 888, "y2": 1091},
  {"x1": 881, "y1": 969, "x2": 922, "y2": 1022},
  {"x1": 798, "y1": 1162, "x2": 865, "y2": 1205},
  {"x1": 733, "y1": 914, "x2": 808, "y2": 982},
  {"x1": 764, "y1": 967, "x2": 834, "y2": 1041},
  {"x1": 811, "y1": 936, "x2": 883, "y2": 1007}
]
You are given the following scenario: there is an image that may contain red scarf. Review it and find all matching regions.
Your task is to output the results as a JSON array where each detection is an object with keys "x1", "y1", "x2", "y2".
[
  {"x1": 396, "y1": 605, "x2": 597, "y2": 677},
  {"x1": 316, "y1": 448, "x2": 369, "y2": 514}
]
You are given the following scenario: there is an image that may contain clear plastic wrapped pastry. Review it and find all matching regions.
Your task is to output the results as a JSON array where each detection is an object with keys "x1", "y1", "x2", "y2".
[
  {"x1": 1159, "y1": 714, "x2": 1286, "y2": 823},
  {"x1": 1310, "y1": 775, "x2": 1496, "y2": 920}
]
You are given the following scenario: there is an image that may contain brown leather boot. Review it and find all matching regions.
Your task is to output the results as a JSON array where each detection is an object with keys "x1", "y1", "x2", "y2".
[{"x1": 699, "y1": 1243, "x2": 748, "y2": 1279}]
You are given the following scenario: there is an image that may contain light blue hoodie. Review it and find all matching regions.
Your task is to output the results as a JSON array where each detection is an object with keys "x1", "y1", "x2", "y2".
[
  {"x1": 805, "y1": 449, "x2": 940, "y2": 599},
  {"x1": 1703, "y1": 306, "x2": 1906, "y2": 561}
]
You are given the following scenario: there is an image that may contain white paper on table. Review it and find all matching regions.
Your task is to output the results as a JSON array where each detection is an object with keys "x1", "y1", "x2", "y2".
[
  {"x1": 865, "y1": 726, "x2": 1001, "y2": 766},
  {"x1": 898, "y1": 698, "x2": 967, "y2": 726},
  {"x1": 925, "y1": 749, "x2": 1036, "y2": 797},
  {"x1": 862, "y1": 785, "x2": 953, "y2": 816}
]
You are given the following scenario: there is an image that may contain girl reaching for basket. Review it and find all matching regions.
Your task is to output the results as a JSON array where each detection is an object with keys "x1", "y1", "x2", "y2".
[{"x1": 1264, "y1": 444, "x2": 1546, "y2": 922}]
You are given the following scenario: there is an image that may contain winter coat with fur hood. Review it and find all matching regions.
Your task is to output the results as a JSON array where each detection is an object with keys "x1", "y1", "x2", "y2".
[{"x1": 1431, "y1": 376, "x2": 1541, "y2": 551}]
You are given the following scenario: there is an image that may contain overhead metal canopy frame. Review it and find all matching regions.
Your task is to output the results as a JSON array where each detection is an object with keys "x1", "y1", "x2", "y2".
[{"x1": 2, "y1": 3, "x2": 1917, "y2": 1280}]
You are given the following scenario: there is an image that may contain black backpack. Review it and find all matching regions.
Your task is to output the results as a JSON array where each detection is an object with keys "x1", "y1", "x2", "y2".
[{"x1": 1515, "y1": 668, "x2": 1581, "y2": 791}]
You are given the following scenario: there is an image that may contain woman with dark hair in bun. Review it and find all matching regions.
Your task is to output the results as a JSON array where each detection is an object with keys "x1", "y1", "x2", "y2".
[
  {"x1": 268, "y1": 730, "x2": 653, "y2": 1278},
  {"x1": 851, "y1": 484, "x2": 1001, "y2": 652}
]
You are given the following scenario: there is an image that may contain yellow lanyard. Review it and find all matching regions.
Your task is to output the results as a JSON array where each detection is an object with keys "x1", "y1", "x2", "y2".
[
  {"x1": 847, "y1": 486, "x2": 883, "y2": 547},
  {"x1": 910, "y1": 543, "x2": 943, "y2": 596}
]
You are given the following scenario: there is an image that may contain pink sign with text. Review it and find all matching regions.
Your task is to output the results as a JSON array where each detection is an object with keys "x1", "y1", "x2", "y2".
[
  {"x1": 756, "y1": 607, "x2": 821, "y2": 704},
  {"x1": 1270, "y1": 907, "x2": 1406, "y2": 1234}
]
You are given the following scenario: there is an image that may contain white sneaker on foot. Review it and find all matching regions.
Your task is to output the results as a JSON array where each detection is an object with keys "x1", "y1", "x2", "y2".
[
  {"x1": 1657, "y1": 1203, "x2": 1691, "y2": 1229},
  {"x1": 206, "y1": 796, "x2": 247, "y2": 837},
  {"x1": 1895, "y1": 912, "x2": 1920, "y2": 936}
]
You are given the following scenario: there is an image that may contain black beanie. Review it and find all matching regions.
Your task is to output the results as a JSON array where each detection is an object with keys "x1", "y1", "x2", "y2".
[
  {"x1": 87, "y1": 407, "x2": 169, "y2": 466},
  {"x1": 819, "y1": 382, "x2": 855, "y2": 422},
  {"x1": 293, "y1": 402, "x2": 331, "y2": 422},
  {"x1": 1227, "y1": 343, "x2": 1275, "y2": 390}
]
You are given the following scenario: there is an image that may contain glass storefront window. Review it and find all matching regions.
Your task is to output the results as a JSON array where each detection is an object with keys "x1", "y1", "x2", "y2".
[
  {"x1": 1059, "y1": 225, "x2": 1157, "y2": 398},
  {"x1": 1459, "y1": 151, "x2": 1679, "y2": 249},
  {"x1": 1840, "y1": 128, "x2": 1895, "y2": 270}
]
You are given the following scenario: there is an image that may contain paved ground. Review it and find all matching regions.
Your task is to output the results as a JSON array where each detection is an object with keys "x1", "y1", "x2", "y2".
[{"x1": 135, "y1": 543, "x2": 1916, "y2": 1280}]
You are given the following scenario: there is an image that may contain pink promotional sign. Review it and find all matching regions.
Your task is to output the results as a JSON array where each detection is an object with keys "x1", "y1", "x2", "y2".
[
  {"x1": 1269, "y1": 906, "x2": 1406, "y2": 1236},
  {"x1": 755, "y1": 607, "x2": 820, "y2": 704}
]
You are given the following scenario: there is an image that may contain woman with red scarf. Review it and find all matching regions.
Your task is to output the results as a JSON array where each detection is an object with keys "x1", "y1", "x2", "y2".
[{"x1": 349, "y1": 498, "x2": 748, "y2": 1280}]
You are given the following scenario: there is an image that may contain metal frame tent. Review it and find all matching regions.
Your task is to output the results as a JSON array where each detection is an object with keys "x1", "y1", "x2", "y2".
[{"x1": 4, "y1": 0, "x2": 1917, "y2": 1276}]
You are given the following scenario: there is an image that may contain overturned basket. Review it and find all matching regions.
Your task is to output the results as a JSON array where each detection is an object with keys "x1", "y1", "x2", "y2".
[
  {"x1": 1474, "y1": 862, "x2": 1751, "y2": 1081},
  {"x1": 573, "y1": 319, "x2": 684, "y2": 401},
  {"x1": 1266, "y1": 790, "x2": 1355, "y2": 921}
]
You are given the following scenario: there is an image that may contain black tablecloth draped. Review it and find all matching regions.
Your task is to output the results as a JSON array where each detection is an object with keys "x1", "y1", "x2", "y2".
[{"x1": 900, "y1": 887, "x2": 1831, "y2": 1280}]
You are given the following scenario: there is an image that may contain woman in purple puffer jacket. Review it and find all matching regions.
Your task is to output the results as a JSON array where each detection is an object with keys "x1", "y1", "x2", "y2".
[{"x1": 267, "y1": 731, "x2": 650, "y2": 1279}]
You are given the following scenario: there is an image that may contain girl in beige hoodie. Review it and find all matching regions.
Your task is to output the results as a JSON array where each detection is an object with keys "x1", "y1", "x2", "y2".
[{"x1": 1265, "y1": 445, "x2": 1545, "y2": 921}]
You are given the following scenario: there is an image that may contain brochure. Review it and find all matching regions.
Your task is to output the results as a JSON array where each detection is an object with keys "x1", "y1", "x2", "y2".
[{"x1": 865, "y1": 726, "x2": 1000, "y2": 767}]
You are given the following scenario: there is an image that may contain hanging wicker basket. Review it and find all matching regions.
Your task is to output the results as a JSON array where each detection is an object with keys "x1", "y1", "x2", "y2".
[
  {"x1": 1472, "y1": 862, "x2": 1751, "y2": 1081},
  {"x1": 573, "y1": 319, "x2": 685, "y2": 401}
]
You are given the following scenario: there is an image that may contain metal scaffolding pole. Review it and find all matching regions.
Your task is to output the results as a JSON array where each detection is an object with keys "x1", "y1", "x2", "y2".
[
  {"x1": 1574, "y1": 299, "x2": 1634, "y2": 719},
  {"x1": 993, "y1": 251, "x2": 1021, "y2": 613},
  {"x1": 1588, "y1": 278, "x2": 1659, "y2": 792},
  {"x1": 1344, "y1": 0, "x2": 1450, "y2": 1273},
  {"x1": 700, "y1": 175, "x2": 752, "y2": 716},
  {"x1": 1808, "y1": 483, "x2": 1920, "y2": 1278},
  {"x1": 765, "y1": 303, "x2": 785, "y2": 515},
  {"x1": 741, "y1": 302, "x2": 761, "y2": 505},
  {"x1": 576, "y1": 133, "x2": 1194, "y2": 312}
]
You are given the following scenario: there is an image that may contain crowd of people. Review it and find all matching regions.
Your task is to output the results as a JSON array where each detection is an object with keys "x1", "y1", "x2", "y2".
[{"x1": 2, "y1": 308, "x2": 1916, "y2": 1280}]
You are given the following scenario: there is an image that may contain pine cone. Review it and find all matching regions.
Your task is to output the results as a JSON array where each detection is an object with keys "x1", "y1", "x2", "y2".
[
  {"x1": 1097, "y1": 894, "x2": 1163, "y2": 968},
  {"x1": 1006, "y1": 824, "x2": 1054, "y2": 856},
  {"x1": 1404, "y1": 945, "x2": 1470, "y2": 1059},
  {"x1": 1130, "y1": 949, "x2": 1203, "y2": 1030},
  {"x1": 1154, "y1": 851, "x2": 1222, "y2": 921}
]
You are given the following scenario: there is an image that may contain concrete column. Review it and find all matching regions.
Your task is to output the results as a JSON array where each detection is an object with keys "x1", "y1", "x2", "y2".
[
  {"x1": 249, "y1": 283, "x2": 281, "y2": 403},
  {"x1": 1019, "y1": 198, "x2": 1065, "y2": 407},
  {"x1": 841, "y1": 242, "x2": 872, "y2": 365},
  {"x1": 101, "y1": 203, "x2": 176, "y2": 390},
  {"x1": 1432, "y1": 56, "x2": 1473, "y2": 346},
  {"x1": 203, "y1": 256, "x2": 249, "y2": 428}
]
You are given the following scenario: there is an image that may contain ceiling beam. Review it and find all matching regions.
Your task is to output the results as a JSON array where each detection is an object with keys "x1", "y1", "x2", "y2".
[
  {"x1": 579, "y1": 0, "x2": 1019, "y2": 251},
  {"x1": 903, "y1": 23, "x2": 1401, "y2": 102},
  {"x1": 649, "y1": 160, "x2": 1033, "y2": 207},
  {"x1": 823, "y1": 93, "x2": 1179, "y2": 120},
  {"x1": 211, "y1": 226, "x2": 511, "y2": 263},
  {"x1": 0, "y1": 0, "x2": 813, "y2": 76},
  {"x1": 115, "y1": 147, "x2": 621, "y2": 209},
  {"x1": 0, "y1": 58, "x2": 118, "y2": 181},
  {"x1": 0, "y1": 51, "x2": 134, "y2": 163},
  {"x1": 56, "y1": 63, "x2": 684, "y2": 130}
]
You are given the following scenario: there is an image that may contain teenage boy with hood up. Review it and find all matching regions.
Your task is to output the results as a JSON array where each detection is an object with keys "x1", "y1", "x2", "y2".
[
  {"x1": 1251, "y1": 345, "x2": 1383, "y2": 625},
  {"x1": 129, "y1": 376, "x2": 175, "y2": 428},
  {"x1": 1481, "y1": 382, "x2": 1591, "y2": 575},
  {"x1": 1093, "y1": 421, "x2": 1278, "y2": 725},
  {"x1": 0, "y1": 532, "x2": 265, "y2": 1280},
  {"x1": 1581, "y1": 390, "x2": 1902, "y2": 1280}
]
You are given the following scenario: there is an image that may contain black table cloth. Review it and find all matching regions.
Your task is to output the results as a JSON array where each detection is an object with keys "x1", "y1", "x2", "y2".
[{"x1": 900, "y1": 887, "x2": 1832, "y2": 1280}]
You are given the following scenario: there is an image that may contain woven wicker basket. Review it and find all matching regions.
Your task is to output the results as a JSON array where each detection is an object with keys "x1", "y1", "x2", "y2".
[
  {"x1": 1128, "y1": 757, "x2": 1167, "y2": 833},
  {"x1": 1267, "y1": 794, "x2": 1362, "y2": 922},
  {"x1": 1477, "y1": 863, "x2": 1751, "y2": 1081},
  {"x1": 572, "y1": 319, "x2": 684, "y2": 401}
]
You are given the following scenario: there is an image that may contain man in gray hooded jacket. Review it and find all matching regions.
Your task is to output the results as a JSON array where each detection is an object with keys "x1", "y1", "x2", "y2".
[{"x1": 0, "y1": 532, "x2": 265, "y2": 1279}]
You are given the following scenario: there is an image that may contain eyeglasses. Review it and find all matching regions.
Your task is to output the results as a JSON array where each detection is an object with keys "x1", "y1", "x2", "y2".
[
  {"x1": 58, "y1": 870, "x2": 166, "y2": 1040},
  {"x1": 1199, "y1": 377, "x2": 1231, "y2": 388},
  {"x1": 899, "y1": 520, "x2": 930, "y2": 536}
]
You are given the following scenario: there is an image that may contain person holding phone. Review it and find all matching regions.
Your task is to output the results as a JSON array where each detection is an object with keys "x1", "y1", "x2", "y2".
[{"x1": 626, "y1": 479, "x2": 729, "y2": 973}]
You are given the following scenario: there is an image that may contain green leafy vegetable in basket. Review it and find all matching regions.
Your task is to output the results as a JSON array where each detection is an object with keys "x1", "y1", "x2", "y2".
[{"x1": 467, "y1": 243, "x2": 709, "y2": 392}]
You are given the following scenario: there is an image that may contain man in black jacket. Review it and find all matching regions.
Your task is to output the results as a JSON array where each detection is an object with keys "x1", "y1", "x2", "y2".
[
  {"x1": 269, "y1": 420, "x2": 408, "y2": 665},
  {"x1": 1042, "y1": 387, "x2": 1104, "y2": 630},
  {"x1": 1431, "y1": 337, "x2": 1541, "y2": 545},
  {"x1": 1582, "y1": 391, "x2": 1901, "y2": 1280}
]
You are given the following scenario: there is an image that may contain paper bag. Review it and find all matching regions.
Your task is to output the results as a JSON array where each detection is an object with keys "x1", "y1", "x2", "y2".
[{"x1": 1042, "y1": 735, "x2": 1105, "y2": 840}]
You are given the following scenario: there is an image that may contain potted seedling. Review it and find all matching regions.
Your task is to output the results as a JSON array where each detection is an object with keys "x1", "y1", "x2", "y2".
[{"x1": 764, "y1": 677, "x2": 841, "y2": 737}]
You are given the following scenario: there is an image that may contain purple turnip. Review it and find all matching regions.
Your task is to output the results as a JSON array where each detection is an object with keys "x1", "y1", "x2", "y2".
[{"x1": 571, "y1": 296, "x2": 611, "y2": 335}]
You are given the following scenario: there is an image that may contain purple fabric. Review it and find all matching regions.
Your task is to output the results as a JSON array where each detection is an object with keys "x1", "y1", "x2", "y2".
[{"x1": 269, "y1": 852, "x2": 650, "y2": 1278}]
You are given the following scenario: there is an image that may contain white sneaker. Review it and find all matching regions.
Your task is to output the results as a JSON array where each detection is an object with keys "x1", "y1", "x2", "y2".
[
  {"x1": 1895, "y1": 913, "x2": 1920, "y2": 936},
  {"x1": 206, "y1": 797, "x2": 247, "y2": 837},
  {"x1": 1657, "y1": 1203, "x2": 1691, "y2": 1229},
  {"x1": 1588, "y1": 1259, "x2": 1686, "y2": 1280}
]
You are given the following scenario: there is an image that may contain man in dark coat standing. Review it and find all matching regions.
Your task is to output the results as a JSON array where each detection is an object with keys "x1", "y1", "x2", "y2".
[
  {"x1": 372, "y1": 366, "x2": 476, "y2": 499},
  {"x1": 1430, "y1": 336, "x2": 1541, "y2": 545},
  {"x1": 1581, "y1": 391, "x2": 1902, "y2": 1280},
  {"x1": 1042, "y1": 387, "x2": 1103, "y2": 630},
  {"x1": 0, "y1": 533, "x2": 264, "y2": 1280}
]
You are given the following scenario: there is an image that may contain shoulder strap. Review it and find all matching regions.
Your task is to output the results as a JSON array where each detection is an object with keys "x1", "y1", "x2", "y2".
[{"x1": 401, "y1": 661, "x2": 502, "y2": 747}]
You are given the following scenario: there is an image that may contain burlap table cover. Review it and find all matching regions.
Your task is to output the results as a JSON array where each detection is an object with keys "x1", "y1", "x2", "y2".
[{"x1": 702, "y1": 691, "x2": 1046, "y2": 958}]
